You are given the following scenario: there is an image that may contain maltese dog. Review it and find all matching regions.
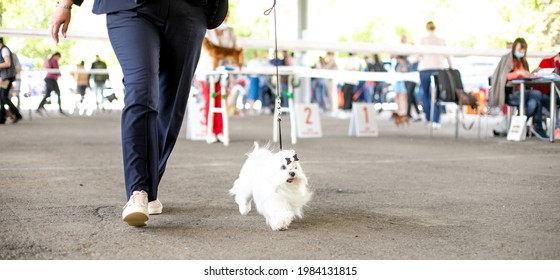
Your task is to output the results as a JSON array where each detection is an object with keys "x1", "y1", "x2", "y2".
[{"x1": 229, "y1": 142, "x2": 312, "y2": 231}]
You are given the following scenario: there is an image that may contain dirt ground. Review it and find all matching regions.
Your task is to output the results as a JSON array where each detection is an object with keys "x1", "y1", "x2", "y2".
[{"x1": 1, "y1": 110, "x2": 559, "y2": 260}]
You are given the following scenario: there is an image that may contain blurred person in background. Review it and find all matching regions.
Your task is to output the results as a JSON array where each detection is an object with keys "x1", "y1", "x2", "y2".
[
  {"x1": 342, "y1": 52, "x2": 361, "y2": 111},
  {"x1": 417, "y1": 21, "x2": 452, "y2": 129},
  {"x1": 490, "y1": 37, "x2": 547, "y2": 139},
  {"x1": 394, "y1": 55, "x2": 410, "y2": 117},
  {"x1": 312, "y1": 56, "x2": 329, "y2": 111},
  {"x1": 0, "y1": 37, "x2": 23, "y2": 124},
  {"x1": 74, "y1": 60, "x2": 89, "y2": 104},
  {"x1": 324, "y1": 51, "x2": 338, "y2": 112},
  {"x1": 37, "y1": 52, "x2": 65, "y2": 115},
  {"x1": 246, "y1": 51, "x2": 266, "y2": 115},
  {"x1": 369, "y1": 54, "x2": 387, "y2": 105},
  {"x1": 400, "y1": 35, "x2": 422, "y2": 121},
  {"x1": 90, "y1": 54, "x2": 109, "y2": 108}
]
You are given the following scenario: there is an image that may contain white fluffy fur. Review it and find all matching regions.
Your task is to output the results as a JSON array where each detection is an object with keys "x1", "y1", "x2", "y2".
[{"x1": 229, "y1": 142, "x2": 312, "y2": 231}]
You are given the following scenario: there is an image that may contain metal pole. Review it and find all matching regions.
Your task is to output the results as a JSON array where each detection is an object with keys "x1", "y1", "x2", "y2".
[
  {"x1": 288, "y1": 76, "x2": 297, "y2": 145},
  {"x1": 477, "y1": 109, "x2": 481, "y2": 140},
  {"x1": 455, "y1": 104, "x2": 459, "y2": 140},
  {"x1": 550, "y1": 82, "x2": 556, "y2": 143},
  {"x1": 206, "y1": 75, "x2": 215, "y2": 143},
  {"x1": 429, "y1": 74, "x2": 436, "y2": 137},
  {"x1": 297, "y1": 0, "x2": 308, "y2": 40},
  {"x1": 519, "y1": 82, "x2": 525, "y2": 116}
]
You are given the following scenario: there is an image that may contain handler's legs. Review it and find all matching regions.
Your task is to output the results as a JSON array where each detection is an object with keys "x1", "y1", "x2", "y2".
[{"x1": 107, "y1": 0, "x2": 205, "y2": 210}]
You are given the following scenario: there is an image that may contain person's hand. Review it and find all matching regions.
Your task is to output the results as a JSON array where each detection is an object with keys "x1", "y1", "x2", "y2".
[
  {"x1": 518, "y1": 69, "x2": 531, "y2": 78},
  {"x1": 50, "y1": 2, "x2": 73, "y2": 45}
]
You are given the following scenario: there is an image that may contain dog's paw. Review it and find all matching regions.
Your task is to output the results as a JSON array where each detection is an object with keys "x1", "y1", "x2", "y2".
[
  {"x1": 270, "y1": 222, "x2": 290, "y2": 231},
  {"x1": 269, "y1": 218, "x2": 292, "y2": 231},
  {"x1": 238, "y1": 203, "x2": 251, "y2": 216}
]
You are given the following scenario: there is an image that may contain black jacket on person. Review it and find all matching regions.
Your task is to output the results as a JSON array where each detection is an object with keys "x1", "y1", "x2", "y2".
[{"x1": 71, "y1": 0, "x2": 228, "y2": 29}]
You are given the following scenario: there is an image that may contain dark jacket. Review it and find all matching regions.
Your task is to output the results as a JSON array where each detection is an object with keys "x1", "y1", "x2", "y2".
[
  {"x1": 72, "y1": 0, "x2": 227, "y2": 29},
  {"x1": 71, "y1": 0, "x2": 141, "y2": 14},
  {"x1": 92, "y1": 0, "x2": 143, "y2": 14}
]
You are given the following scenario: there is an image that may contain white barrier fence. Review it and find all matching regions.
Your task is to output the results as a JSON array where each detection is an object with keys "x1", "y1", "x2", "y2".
[{"x1": 1, "y1": 27, "x2": 556, "y2": 58}]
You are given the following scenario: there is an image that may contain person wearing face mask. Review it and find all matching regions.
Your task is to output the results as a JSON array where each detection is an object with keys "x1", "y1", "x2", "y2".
[{"x1": 490, "y1": 37, "x2": 547, "y2": 140}]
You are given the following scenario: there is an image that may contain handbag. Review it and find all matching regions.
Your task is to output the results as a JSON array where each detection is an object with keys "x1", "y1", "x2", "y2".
[
  {"x1": 187, "y1": 0, "x2": 229, "y2": 29},
  {"x1": 455, "y1": 88, "x2": 478, "y2": 109}
]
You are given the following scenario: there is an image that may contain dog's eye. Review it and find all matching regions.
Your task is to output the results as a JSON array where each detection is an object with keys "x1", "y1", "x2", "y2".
[{"x1": 280, "y1": 165, "x2": 287, "y2": 170}]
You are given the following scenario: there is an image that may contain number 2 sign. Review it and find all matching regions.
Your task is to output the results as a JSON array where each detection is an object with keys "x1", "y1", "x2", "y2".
[
  {"x1": 348, "y1": 103, "x2": 379, "y2": 137},
  {"x1": 295, "y1": 103, "x2": 322, "y2": 138}
]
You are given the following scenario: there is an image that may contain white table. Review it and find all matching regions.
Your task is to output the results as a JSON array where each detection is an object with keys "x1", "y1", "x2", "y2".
[{"x1": 510, "y1": 78, "x2": 560, "y2": 142}]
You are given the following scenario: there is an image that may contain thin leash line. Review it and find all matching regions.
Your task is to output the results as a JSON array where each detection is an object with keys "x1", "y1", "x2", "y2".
[{"x1": 265, "y1": 0, "x2": 283, "y2": 151}]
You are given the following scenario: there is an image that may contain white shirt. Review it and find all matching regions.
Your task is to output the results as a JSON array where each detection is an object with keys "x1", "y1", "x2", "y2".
[
  {"x1": 1, "y1": 47, "x2": 9, "y2": 58},
  {"x1": 1, "y1": 46, "x2": 10, "y2": 66},
  {"x1": 417, "y1": 32, "x2": 451, "y2": 71}
]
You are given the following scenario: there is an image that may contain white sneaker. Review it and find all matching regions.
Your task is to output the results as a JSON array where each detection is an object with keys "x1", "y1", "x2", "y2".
[
  {"x1": 148, "y1": 199, "x2": 163, "y2": 215},
  {"x1": 122, "y1": 190, "x2": 149, "y2": 227},
  {"x1": 206, "y1": 134, "x2": 217, "y2": 144}
]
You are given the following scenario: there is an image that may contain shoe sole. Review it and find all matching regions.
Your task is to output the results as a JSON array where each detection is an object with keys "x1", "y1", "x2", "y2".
[
  {"x1": 123, "y1": 208, "x2": 149, "y2": 227},
  {"x1": 530, "y1": 129, "x2": 548, "y2": 140},
  {"x1": 148, "y1": 207, "x2": 163, "y2": 215},
  {"x1": 148, "y1": 200, "x2": 163, "y2": 215}
]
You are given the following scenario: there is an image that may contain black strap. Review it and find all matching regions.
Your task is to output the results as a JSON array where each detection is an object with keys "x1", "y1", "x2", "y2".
[{"x1": 459, "y1": 109, "x2": 478, "y2": 130}]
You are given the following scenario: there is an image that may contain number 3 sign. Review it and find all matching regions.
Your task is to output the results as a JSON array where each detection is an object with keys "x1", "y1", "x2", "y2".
[
  {"x1": 186, "y1": 100, "x2": 208, "y2": 141},
  {"x1": 348, "y1": 103, "x2": 379, "y2": 137},
  {"x1": 295, "y1": 103, "x2": 322, "y2": 138}
]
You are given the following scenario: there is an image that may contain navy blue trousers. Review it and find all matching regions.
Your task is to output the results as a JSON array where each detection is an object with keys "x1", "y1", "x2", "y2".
[{"x1": 107, "y1": 0, "x2": 206, "y2": 201}]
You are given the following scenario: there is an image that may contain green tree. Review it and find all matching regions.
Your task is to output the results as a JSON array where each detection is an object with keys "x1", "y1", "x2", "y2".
[
  {"x1": 228, "y1": 0, "x2": 271, "y2": 41},
  {"x1": 537, "y1": 0, "x2": 560, "y2": 50},
  {"x1": 0, "y1": 0, "x2": 75, "y2": 68}
]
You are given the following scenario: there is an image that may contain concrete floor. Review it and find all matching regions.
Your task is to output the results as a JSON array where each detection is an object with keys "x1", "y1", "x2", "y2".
[{"x1": 1, "y1": 109, "x2": 559, "y2": 259}]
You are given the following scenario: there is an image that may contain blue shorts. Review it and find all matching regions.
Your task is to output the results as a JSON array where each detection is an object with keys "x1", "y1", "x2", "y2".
[{"x1": 394, "y1": 81, "x2": 406, "y2": 94}]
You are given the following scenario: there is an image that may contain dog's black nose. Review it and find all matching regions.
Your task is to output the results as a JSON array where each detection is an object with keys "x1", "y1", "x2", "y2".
[{"x1": 289, "y1": 172, "x2": 295, "y2": 177}]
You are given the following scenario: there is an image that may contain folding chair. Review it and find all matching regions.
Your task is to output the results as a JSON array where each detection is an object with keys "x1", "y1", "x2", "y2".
[{"x1": 429, "y1": 69, "x2": 484, "y2": 139}]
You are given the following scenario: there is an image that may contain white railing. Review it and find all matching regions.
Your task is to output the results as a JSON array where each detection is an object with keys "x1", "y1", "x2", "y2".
[{"x1": 1, "y1": 27, "x2": 556, "y2": 58}]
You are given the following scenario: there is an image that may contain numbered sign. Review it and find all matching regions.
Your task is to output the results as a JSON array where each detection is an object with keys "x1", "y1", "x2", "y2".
[
  {"x1": 348, "y1": 103, "x2": 379, "y2": 137},
  {"x1": 295, "y1": 103, "x2": 322, "y2": 138},
  {"x1": 507, "y1": 115, "x2": 527, "y2": 141},
  {"x1": 186, "y1": 101, "x2": 208, "y2": 141}
]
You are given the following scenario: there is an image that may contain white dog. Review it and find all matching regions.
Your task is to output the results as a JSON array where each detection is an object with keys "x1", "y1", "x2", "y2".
[{"x1": 229, "y1": 143, "x2": 312, "y2": 231}]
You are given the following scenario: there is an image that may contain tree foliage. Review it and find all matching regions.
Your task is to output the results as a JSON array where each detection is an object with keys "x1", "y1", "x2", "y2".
[
  {"x1": 537, "y1": 0, "x2": 560, "y2": 50},
  {"x1": 0, "y1": 0, "x2": 75, "y2": 68},
  {"x1": 0, "y1": 0, "x2": 558, "y2": 68}
]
